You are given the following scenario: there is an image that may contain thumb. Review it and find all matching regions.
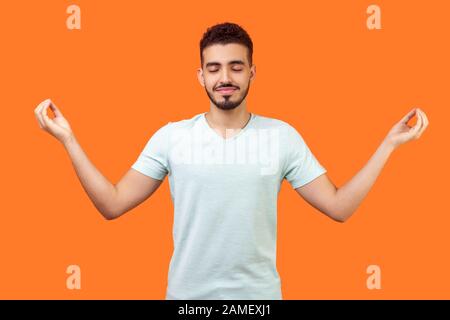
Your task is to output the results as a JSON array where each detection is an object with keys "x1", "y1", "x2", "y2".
[
  {"x1": 42, "y1": 111, "x2": 61, "y2": 132},
  {"x1": 49, "y1": 100, "x2": 64, "y2": 118},
  {"x1": 401, "y1": 110, "x2": 423, "y2": 140},
  {"x1": 398, "y1": 108, "x2": 417, "y2": 125}
]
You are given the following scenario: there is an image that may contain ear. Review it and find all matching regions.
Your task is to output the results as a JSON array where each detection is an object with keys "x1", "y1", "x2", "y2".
[
  {"x1": 249, "y1": 64, "x2": 256, "y2": 83},
  {"x1": 197, "y1": 67, "x2": 205, "y2": 87}
]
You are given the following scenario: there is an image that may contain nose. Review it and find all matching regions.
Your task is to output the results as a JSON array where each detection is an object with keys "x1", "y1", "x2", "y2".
[{"x1": 219, "y1": 69, "x2": 231, "y2": 84}]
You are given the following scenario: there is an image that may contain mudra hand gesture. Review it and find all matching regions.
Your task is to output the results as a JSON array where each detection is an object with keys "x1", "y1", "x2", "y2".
[{"x1": 384, "y1": 108, "x2": 429, "y2": 150}]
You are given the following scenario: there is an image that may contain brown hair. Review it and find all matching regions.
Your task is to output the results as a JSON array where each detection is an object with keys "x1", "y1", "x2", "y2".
[{"x1": 200, "y1": 22, "x2": 253, "y2": 67}]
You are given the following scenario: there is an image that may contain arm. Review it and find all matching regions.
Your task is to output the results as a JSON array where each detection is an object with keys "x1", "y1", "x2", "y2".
[
  {"x1": 296, "y1": 108, "x2": 429, "y2": 223},
  {"x1": 34, "y1": 98, "x2": 163, "y2": 220},
  {"x1": 296, "y1": 140, "x2": 394, "y2": 223},
  {"x1": 64, "y1": 136, "x2": 163, "y2": 220}
]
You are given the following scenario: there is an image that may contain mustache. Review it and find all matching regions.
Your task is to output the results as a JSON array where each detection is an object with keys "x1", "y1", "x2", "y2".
[{"x1": 216, "y1": 85, "x2": 239, "y2": 90}]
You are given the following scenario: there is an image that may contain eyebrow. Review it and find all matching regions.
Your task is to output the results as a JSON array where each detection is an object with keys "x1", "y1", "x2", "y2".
[{"x1": 205, "y1": 60, "x2": 245, "y2": 68}]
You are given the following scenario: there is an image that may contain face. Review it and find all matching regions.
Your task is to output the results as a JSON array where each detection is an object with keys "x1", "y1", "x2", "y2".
[{"x1": 197, "y1": 43, "x2": 256, "y2": 110}]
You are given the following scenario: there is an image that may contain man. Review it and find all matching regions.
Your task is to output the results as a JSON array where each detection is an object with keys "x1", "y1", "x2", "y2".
[{"x1": 34, "y1": 22, "x2": 428, "y2": 300}]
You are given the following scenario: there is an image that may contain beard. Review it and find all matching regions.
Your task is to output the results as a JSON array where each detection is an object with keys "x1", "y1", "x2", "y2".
[{"x1": 205, "y1": 80, "x2": 251, "y2": 110}]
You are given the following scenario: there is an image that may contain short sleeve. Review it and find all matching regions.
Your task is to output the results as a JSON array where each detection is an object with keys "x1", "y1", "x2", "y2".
[
  {"x1": 282, "y1": 125, "x2": 327, "y2": 189},
  {"x1": 131, "y1": 122, "x2": 172, "y2": 180}
]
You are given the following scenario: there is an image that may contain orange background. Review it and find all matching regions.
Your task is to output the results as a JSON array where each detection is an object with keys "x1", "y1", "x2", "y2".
[{"x1": 0, "y1": 0, "x2": 448, "y2": 299}]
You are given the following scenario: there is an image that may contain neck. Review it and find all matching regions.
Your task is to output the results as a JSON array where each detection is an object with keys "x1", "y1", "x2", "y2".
[{"x1": 205, "y1": 103, "x2": 251, "y2": 131}]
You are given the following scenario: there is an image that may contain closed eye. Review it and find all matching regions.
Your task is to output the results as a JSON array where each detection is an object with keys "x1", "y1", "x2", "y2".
[{"x1": 208, "y1": 68, "x2": 243, "y2": 73}]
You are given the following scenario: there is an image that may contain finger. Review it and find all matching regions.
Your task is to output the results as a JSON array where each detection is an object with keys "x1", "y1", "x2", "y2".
[
  {"x1": 420, "y1": 109, "x2": 429, "y2": 127},
  {"x1": 34, "y1": 99, "x2": 45, "y2": 114},
  {"x1": 49, "y1": 100, "x2": 63, "y2": 118},
  {"x1": 399, "y1": 107, "x2": 418, "y2": 125},
  {"x1": 34, "y1": 99, "x2": 47, "y2": 127},
  {"x1": 41, "y1": 104, "x2": 59, "y2": 132},
  {"x1": 42, "y1": 111, "x2": 55, "y2": 129},
  {"x1": 34, "y1": 105, "x2": 43, "y2": 129},
  {"x1": 411, "y1": 109, "x2": 423, "y2": 139},
  {"x1": 39, "y1": 100, "x2": 53, "y2": 129},
  {"x1": 416, "y1": 110, "x2": 428, "y2": 138},
  {"x1": 35, "y1": 99, "x2": 49, "y2": 129}
]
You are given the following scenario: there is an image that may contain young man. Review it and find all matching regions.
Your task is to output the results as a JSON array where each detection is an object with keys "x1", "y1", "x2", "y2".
[{"x1": 34, "y1": 22, "x2": 428, "y2": 300}]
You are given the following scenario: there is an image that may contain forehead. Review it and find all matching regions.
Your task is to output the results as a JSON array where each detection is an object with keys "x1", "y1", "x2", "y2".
[{"x1": 202, "y1": 43, "x2": 249, "y2": 66}]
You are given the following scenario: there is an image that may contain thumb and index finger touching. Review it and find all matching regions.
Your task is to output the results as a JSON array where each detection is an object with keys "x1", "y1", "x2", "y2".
[
  {"x1": 35, "y1": 98, "x2": 64, "y2": 130},
  {"x1": 398, "y1": 107, "x2": 425, "y2": 139}
]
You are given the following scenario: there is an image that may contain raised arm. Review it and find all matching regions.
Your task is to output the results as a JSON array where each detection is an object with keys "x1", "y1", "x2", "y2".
[
  {"x1": 296, "y1": 108, "x2": 429, "y2": 223},
  {"x1": 34, "y1": 98, "x2": 163, "y2": 220}
]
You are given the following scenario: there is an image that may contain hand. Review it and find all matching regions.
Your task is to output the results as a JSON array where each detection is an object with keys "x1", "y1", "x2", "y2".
[
  {"x1": 34, "y1": 99, "x2": 74, "y2": 145},
  {"x1": 384, "y1": 107, "x2": 429, "y2": 150}
]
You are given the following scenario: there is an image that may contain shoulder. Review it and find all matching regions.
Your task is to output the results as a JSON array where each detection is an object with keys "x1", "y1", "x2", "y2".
[
  {"x1": 166, "y1": 112, "x2": 204, "y2": 131},
  {"x1": 147, "y1": 113, "x2": 204, "y2": 140},
  {"x1": 252, "y1": 113, "x2": 300, "y2": 138}
]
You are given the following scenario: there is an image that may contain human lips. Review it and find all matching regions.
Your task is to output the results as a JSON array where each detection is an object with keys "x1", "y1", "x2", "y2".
[{"x1": 216, "y1": 87, "x2": 238, "y2": 94}]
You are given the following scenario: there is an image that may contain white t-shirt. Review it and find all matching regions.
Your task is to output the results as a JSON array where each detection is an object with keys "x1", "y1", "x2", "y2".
[{"x1": 131, "y1": 112, "x2": 327, "y2": 300}]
